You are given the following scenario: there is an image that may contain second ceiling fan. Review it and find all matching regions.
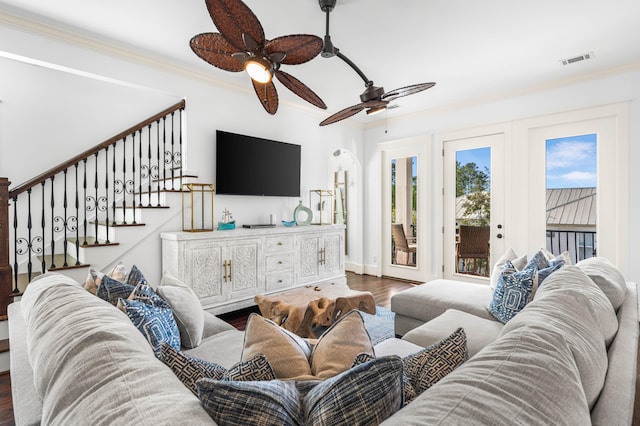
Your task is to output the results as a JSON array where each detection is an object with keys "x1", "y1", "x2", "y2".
[{"x1": 317, "y1": 0, "x2": 436, "y2": 126}]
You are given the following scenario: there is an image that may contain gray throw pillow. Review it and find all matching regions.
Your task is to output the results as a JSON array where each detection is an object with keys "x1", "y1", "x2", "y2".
[{"x1": 157, "y1": 274, "x2": 205, "y2": 348}]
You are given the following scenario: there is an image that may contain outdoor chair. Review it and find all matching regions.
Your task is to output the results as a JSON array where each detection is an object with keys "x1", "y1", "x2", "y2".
[
  {"x1": 456, "y1": 225, "x2": 490, "y2": 276},
  {"x1": 392, "y1": 223, "x2": 417, "y2": 265}
]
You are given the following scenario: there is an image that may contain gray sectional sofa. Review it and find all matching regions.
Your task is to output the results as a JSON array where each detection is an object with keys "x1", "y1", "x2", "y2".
[
  {"x1": 390, "y1": 258, "x2": 638, "y2": 425},
  {"x1": 8, "y1": 256, "x2": 638, "y2": 425}
]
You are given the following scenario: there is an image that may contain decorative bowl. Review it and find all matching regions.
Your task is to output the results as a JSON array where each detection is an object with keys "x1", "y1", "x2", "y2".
[{"x1": 281, "y1": 220, "x2": 296, "y2": 227}]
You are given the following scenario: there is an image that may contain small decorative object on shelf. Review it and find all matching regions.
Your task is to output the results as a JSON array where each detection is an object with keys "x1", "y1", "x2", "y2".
[
  {"x1": 281, "y1": 220, "x2": 296, "y2": 227},
  {"x1": 182, "y1": 183, "x2": 215, "y2": 232},
  {"x1": 309, "y1": 189, "x2": 334, "y2": 225},
  {"x1": 218, "y1": 208, "x2": 236, "y2": 230},
  {"x1": 293, "y1": 201, "x2": 312, "y2": 226}
]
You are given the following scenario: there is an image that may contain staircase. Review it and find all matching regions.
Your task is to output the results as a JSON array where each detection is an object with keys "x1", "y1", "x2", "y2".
[{"x1": 0, "y1": 100, "x2": 190, "y2": 371}]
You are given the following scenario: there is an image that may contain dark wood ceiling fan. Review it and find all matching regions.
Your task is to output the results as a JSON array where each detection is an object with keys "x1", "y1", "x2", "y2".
[
  {"x1": 190, "y1": 0, "x2": 327, "y2": 115},
  {"x1": 317, "y1": 0, "x2": 436, "y2": 126}
]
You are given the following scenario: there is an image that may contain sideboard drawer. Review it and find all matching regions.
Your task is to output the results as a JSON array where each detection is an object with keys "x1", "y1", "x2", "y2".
[
  {"x1": 266, "y1": 271, "x2": 295, "y2": 291},
  {"x1": 265, "y1": 254, "x2": 294, "y2": 273},
  {"x1": 265, "y1": 236, "x2": 294, "y2": 253}
]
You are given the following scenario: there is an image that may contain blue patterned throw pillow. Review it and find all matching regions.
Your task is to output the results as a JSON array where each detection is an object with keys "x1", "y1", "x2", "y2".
[
  {"x1": 525, "y1": 250, "x2": 565, "y2": 285},
  {"x1": 121, "y1": 298, "x2": 180, "y2": 358},
  {"x1": 197, "y1": 356, "x2": 404, "y2": 426},
  {"x1": 488, "y1": 261, "x2": 538, "y2": 323},
  {"x1": 96, "y1": 275, "x2": 135, "y2": 306},
  {"x1": 125, "y1": 264, "x2": 148, "y2": 286}
]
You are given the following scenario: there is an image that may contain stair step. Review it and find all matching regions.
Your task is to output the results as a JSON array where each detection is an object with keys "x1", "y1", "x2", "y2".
[
  {"x1": 69, "y1": 237, "x2": 119, "y2": 248},
  {"x1": 96, "y1": 221, "x2": 146, "y2": 228},
  {"x1": 0, "y1": 339, "x2": 8, "y2": 354},
  {"x1": 44, "y1": 254, "x2": 88, "y2": 270},
  {"x1": 119, "y1": 205, "x2": 170, "y2": 210}
]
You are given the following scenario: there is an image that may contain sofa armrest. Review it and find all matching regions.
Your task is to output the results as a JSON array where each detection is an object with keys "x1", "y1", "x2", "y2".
[
  {"x1": 202, "y1": 311, "x2": 237, "y2": 340},
  {"x1": 8, "y1": 302, "x2": 43, "y2": 426},
  {"x1": 590, "y1": 282, "x2": 638, "y2": 425}
]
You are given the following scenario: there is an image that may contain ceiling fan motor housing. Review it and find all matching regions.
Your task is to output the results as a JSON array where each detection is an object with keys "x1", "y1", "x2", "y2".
[
  {"x1": 360, "y1": 85, "x2": 385, "y2": 102},
  {"x1": 319, "y1": 0, "x2": 337, "y2": 12}
]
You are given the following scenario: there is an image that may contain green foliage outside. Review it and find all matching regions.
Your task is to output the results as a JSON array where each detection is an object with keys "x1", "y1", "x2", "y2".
[{"x1": 456, "y1": 161, "x2": 491, "y2": 226}]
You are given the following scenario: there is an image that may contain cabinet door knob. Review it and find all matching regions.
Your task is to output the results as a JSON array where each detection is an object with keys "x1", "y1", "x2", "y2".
[{"x1": 278, "y1": 242, "x2": 283, "y2": 246}]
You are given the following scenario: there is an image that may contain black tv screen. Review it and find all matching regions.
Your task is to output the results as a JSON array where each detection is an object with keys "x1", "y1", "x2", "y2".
[{"x1": 215, "y1": 130, "x2": 301, "y2": 196}]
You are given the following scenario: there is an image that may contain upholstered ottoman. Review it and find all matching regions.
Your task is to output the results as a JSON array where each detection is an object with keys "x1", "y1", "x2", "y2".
[
  {"x1": 402, "y1": 309, "x2": 503, "y2": 357},
  {"x1": 391, "y1": 279, "x2": 494, "y2": 335}
]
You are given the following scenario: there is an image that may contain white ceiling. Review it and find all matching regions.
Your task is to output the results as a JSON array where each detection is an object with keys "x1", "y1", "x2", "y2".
[{"x1": 2, "y1": 0, "x2": 640, "y2": 124}]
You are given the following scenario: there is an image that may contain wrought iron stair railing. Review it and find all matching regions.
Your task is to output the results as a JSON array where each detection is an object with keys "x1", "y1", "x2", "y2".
[{"x1": 0, "y1": 99, "x2": 185, "y2": 316}]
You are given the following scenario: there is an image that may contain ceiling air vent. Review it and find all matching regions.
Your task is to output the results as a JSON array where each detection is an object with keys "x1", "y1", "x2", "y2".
[{"x1": 561, "y1": 52, "x2": 594, "y2": 66}]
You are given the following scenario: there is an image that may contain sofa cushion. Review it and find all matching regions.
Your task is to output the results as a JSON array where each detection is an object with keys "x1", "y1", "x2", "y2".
[
  {"x1": 157, "y1": 273, "x2": 205, "y2": 348},
  {"x1": 24, "y1": 275, "x2": 214, "y2": 425},
  {"x1": 120, "y1": 298, "x2": 181, "y2": 358},
  {"x1": 197, "y1": 356, "x2": 403, "y2": 426},
  {"x1": 502, "y1": 285, "x2": 608, "y2": 409},
  {"x1": 184, "y1": 329, "x2": 245, "y2": 369},
  {"x1": 381, "y1": 326, "x2": 591, "y2": 426},
  {"x1": 391, "y1": 279, "x2": 495, "y2": 328},
  {"x1": 535, "y1": 265, "x2": 618, "y2": 347},
  {"x1": 402, "y1": 309, "x2": 502, "y2": 357},
  {"x1": 488, "y1": 262, "x2": 538, "y2": 323},
  {"x1": 576, "y1": 256, "x2": 627, "y2": 310},
  {"x1": 402, "y1": 327, "x2": 468, "y2": 404}
]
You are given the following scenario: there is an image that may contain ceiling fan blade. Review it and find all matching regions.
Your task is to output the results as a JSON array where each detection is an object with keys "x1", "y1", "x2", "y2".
[
  {"x1": 319, "y1": 103, "x2": 366, "y2": 126},
  {"x1": 251, "y1": 79, "x2": 279, "y2": 115},
  {"x1": 381, "y1": 82, "x2": 436, "y2": 102},
  {"x1": 275, "y1": 71, "x2": 327, "y2": 110},
  {"x1": 265, "y1": 35, "x2": 323, "y2": 65},
  {"x1": 205, "y1": 0, "x2": 265, "y2": 51},
  {"x1": 190, "y1": 33, "x2": 245, "y2": 72}
]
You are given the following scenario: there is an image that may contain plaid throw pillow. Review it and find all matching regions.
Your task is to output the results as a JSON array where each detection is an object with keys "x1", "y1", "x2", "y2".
[{"x1": 197, "y1": 356, "x2": 403, "y2": 426}]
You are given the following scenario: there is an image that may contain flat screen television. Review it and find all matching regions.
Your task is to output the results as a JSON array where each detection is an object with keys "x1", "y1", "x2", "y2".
[{"x1": 215, "y1": 130, "x2": 301, "y2": 197}]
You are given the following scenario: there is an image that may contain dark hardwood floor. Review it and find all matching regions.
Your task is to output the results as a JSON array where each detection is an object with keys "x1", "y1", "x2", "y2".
[{"x1": 0, "y1": 273, "x2": 637, "y2": 425}]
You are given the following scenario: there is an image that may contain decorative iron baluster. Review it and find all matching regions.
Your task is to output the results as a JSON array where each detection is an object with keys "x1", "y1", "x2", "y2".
[
  {"x1": 179, "y1": 107, "x2": 183, "y2": 189},
  {"x1": 93, "y1": 153, "x2": 99, "y2": 243},
  {"x1": 104, "y1": 146, "x2": 110, "y2": 243},
  {"x1": 61, "y1": 169, "x2": 69, "y2": 266},
  {"x1": 40, "y1": 181, "x2": 46, "y2": 274},
  {"x1": 112, "y1": 142, "x2": 117, "y2": 226},
  {"x1": 155, "y1": 121, "x2": 161, "y2": 206},
  {"x1": 74, "y1": 163, "x2": 80, "y2": 264},
  {"x1": 16, "y1": 190, "x2": 42, "y2": 282},
  {"x1": 138, "y1": 128, "x2": 143, "y2": 207},
  {"x1": 146, "y1": 124, "x2": 152, "y2": 206},
  {"x1": 162, "y1": 116, "x2": 167, "y2": 191},
  {"x1": 131, "y1": 132, "x2": 137, "y2": 224},
  {"x1": 50, "y1": 176, "x2": 56, "y2": 269},
  {"x1": 12, "y1": 194, "x2": 18, "y2": 292},
  {"x1": 82, "y1": 158, "x2": 88, "y2": 246},
  {"x1": 170, "y1": 112, "x2": 175, "y2": 190}
]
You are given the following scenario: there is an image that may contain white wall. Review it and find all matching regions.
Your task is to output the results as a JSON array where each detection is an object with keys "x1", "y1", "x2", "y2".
[
  {"x1": 363, "y1": 68, "x2": 640, "y2": 283},
  {"x1": 0, "y1": 22, "x2": 367, "y2": 276}
]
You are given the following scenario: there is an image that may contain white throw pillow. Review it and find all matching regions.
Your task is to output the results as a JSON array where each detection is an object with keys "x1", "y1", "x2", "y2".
[
  {"x1": 490, "y1": 248, "x2": 527, "y2": 290},
  {"x1": 157, "y1": 273, "x2": 205, "y2": 348}
]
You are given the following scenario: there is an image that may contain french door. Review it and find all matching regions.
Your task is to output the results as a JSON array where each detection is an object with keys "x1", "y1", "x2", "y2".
[{"x1": 443, "y1": 133, "x2": 505, "y2": 282}]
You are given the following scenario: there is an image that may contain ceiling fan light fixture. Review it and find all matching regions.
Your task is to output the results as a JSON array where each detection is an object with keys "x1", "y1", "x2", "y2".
[
  {"x1": 366, "y1": 106, "x2": 386, "y2": 116},
  {"x1": 245, "y1": 56, "x2": 273, "y2": 83}
]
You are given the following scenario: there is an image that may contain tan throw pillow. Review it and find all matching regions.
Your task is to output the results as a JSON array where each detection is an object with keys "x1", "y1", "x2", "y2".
[
  {"x1": 157, "y1": 274, "x2": 205, "y2": 348},
  {"x1": 242, "y1": 313, "x2": 313, "y2": 379},
  {"x1": 83, "y1": 262, "x2": 127, "y2": 294},
  {"x1": 241, "y1": 310, "x2": 375, "y2": 380},
  {"x1": 310, "y1": 309, "x2": 375, "y2": 379}
]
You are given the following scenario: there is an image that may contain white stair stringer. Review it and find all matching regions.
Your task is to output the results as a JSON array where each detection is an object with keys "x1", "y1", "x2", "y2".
[{"x1": 60, "y1": 191, "x2": 184, "y2": 285}]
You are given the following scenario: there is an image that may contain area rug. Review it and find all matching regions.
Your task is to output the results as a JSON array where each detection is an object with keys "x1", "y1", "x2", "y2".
[{"x1": 361, "y1": 306, "x2": 396, "y2": 345}]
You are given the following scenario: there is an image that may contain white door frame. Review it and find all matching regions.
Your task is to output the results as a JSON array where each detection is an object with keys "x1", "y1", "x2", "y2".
[{"x1": 379, "y1": 136, "x2": 431, "y2": 282}]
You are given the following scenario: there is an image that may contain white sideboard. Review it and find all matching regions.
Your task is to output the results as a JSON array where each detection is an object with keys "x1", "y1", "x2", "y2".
[{"x1": 161, "y1": 225, "x2": 346, "y2": 314}]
